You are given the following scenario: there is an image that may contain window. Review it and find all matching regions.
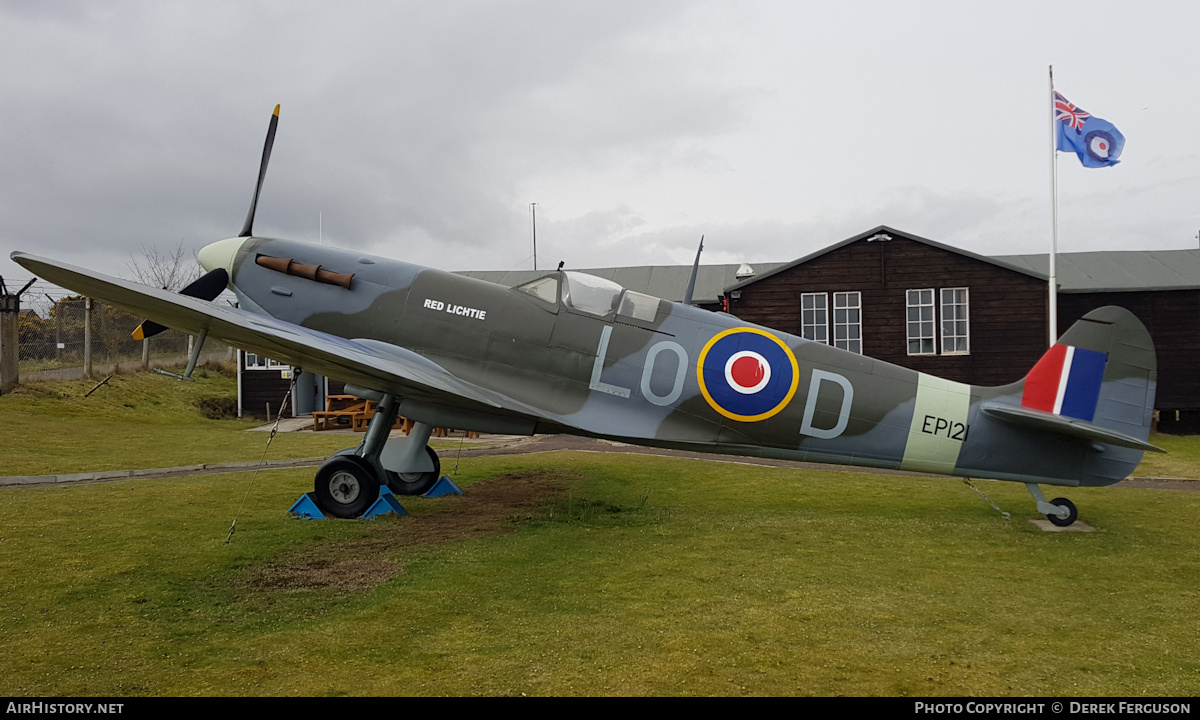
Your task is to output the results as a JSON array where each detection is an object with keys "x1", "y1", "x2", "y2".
[
  {"x1": 906, "y1": 287, "x2": 970, "y2": 355},
  {"x1": 618, "y1": 290, "x2": 660, "y2": 322},
  {"x1": 833, "y1": 291, "x2": 862, "y2": 354},
  {"x1": 941, "y1": 287, "x2": 970, "y2": 354},
  {"x1": 245, "y1": 353, "x2": 286, "y2": 370},
  {"x1": 906, "y1": 289, "x2": 936, "y2": 355},
  {"x1": 801, "y1": 292, "x2": 828, "y2": 344}
]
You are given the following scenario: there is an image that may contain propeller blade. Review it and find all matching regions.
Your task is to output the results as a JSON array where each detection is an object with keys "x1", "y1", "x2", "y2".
[
  {"x1": 132, "y1": 268, "x2": 229, "y2": 340},
  {"x1": 132, "y1": 319, "x2": 166, "y2": 342},
  {"x1": 238, "y1": 104, "x2": 280, "y2": 238},
  {"x1": 178, "y1": 267, "x2": 230, "y2": 302}
]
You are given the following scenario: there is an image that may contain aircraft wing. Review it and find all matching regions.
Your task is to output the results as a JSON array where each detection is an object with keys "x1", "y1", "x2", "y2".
[{"x1": 11, "y1": 252, "x2": 540, "y2": 420}]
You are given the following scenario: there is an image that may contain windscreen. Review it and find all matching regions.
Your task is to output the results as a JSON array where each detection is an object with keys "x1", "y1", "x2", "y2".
[{"x1": 516, "y1": 275, "x2": 559, "y2": 303}]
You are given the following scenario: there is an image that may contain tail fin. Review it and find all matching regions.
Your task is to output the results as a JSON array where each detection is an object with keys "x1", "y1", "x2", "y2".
[
  {"x1": 980, "y1": 306, "x2": 1160, "y2": 485},
  {"x1": 1043, "y1": 305, "x2": 1157, "y2": 442}
]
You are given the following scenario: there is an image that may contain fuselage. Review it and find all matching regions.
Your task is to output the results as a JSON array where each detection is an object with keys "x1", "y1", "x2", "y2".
[{"x1": 200, "y1": 235, "x2": 1144, "y2": 488}]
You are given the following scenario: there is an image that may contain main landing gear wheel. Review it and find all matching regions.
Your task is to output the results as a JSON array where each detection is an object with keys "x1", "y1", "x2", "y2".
[
  {"x1": 386, "y1": 446, "x2": 441, "y2": 497},
  {"x1": 1047, "y1": 497, "x2": 1078, "y2": 527},
  {"x1": 314, "y1": 455, "x2": 380, "y2": 519}
]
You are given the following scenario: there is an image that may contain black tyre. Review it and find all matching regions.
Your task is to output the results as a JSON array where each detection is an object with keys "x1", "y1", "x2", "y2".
[
  {"x1": 1047, "y1": 497, "x2": 1078, "y2": 527},
  {"x1": 386, "y1": 445, "x2": 441, "y2": 497},
  {"x1": 314, "y1": 455, "x2": 380, "y2": 519}
]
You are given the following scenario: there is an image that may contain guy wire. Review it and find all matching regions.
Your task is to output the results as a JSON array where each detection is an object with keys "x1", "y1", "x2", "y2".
[{"x1": 225, "y1": 370, "x2": 299, "y2": 544}]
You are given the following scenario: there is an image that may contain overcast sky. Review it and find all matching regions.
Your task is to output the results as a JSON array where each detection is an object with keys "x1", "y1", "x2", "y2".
[{"x1": 3, "y1": 0, "x2": 1199, "y2": 295}]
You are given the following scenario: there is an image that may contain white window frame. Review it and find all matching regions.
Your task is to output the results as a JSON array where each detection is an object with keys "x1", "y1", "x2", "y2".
[
  {"x1": 832, "y1": 291, "x2": 862, "y2": 354},
  {"x1": 244, "y1": 352, "x2": 287, "y2": 370},
  {"x1": 800, "y1": 292, "x2": 829, "y2": 344},
  {"x1": 940, "y1": 287, "x2": 970, "y2": 355},
  {"x1": 906, "y1": 289, "x2": 936, "y2": 356}
]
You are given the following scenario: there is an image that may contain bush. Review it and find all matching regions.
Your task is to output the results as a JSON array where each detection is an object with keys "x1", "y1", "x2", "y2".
[
  {"x1": 195, "y1": 395, "x2": 238, "y2": 420},
  {"x1": 197, "y1": 359, "x2": 237, "y2": 378}
]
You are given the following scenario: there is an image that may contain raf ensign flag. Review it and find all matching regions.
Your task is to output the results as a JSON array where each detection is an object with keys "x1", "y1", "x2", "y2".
[{"x1": 1054, "y1": 91, "x2": 1125, "y2": 168}]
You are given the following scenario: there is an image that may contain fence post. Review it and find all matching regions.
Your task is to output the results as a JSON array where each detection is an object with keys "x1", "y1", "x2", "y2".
[
  {"x1": 54, "y1": 300, "x2": 62, "y2": 361},
  {"x1": 0, "y1": 277, "x2": 35, "y2": 394},
  {"x1": 0, "y1": 291, "x2": 17, "y2": 394},
  {"x1": 142, "y1": 338, "x2": 149, "y2": 370},
  {"x1": 84, "y1": 298, "x2": 93, "y2": 379}
]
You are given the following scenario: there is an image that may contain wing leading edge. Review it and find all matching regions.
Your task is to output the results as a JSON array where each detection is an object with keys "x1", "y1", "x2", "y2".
[{"x1": 11, "y1": 252, "x2": 543, "y2": 422}]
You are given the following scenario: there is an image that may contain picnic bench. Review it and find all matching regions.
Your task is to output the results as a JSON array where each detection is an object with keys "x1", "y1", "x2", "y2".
[
  {"x1": 311, "y1": 394, "x2": 406, "y2": 432},
  {"x1": 311, "y1": 394, "x2": 369, "y2": 431},
  {"x1": 312, "y1": 394, "x2": 477, "y2": 437},
  {"x1": 349, "y1": 398, "x2": 408, "y2": 433}
]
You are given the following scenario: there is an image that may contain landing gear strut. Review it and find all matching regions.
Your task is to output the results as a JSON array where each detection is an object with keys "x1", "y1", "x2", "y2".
[
  {"x1": 1025, "y1": 483, "x2": 1078, "y2": 527},
  {"x1": 311, "y1": 393, "x2": 442, "y2": 517}
]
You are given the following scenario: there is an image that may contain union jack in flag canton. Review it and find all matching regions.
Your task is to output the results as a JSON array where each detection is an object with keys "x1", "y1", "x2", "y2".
[{"x1": 1054, "y1": 91, "x2": 1125, "y2": 168}]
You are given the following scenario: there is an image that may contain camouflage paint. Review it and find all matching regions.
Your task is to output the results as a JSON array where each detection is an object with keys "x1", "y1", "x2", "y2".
[{"x1": 13, "y1": 238, "x2": 1160, "y2": 490}]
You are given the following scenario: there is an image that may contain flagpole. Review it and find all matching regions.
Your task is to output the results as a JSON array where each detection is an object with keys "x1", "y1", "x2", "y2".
[{"x1": 1048, "y1": 65, "x2": 1059, "y2": 347}]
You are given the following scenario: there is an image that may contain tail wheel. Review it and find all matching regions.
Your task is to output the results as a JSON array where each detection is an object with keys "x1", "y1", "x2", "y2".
[
  {"x1": 1047, "y1": 497, "x2": 1078, "y2": 527},
  {"x1": 386, "y1": 446, "x2": 441, "y2": 496},
  {"x1": 314, "y1": 455, "x2": 380, "y2": 518}
]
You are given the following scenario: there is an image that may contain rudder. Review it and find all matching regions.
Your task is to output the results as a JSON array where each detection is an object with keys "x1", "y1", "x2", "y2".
[{"x1": 1034, "y1": 306, "x2": 1157, "y2": 443}]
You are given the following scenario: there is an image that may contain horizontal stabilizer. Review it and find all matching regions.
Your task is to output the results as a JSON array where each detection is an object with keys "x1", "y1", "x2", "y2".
[{"x1": 981, "y1": 402, "x2": 1164, "y2": 453}]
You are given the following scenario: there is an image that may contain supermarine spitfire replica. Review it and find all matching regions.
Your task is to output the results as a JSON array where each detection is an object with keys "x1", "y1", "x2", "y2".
[{"x1": 13, "y1": 106, "x2": 1161, "y2": 524}]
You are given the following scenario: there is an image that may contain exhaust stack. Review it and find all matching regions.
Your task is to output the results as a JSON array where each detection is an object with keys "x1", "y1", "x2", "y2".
[{"x1": 256, "y1": 254, "x2": 354, "y2": 289}]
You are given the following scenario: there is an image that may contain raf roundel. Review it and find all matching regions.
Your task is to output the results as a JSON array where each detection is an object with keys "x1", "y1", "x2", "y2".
[
  {"x1": 725, "y1": 351, "x2": 771, "y2": 394},
  {"x1": 1085, "y1": 129, "x2": 1116, "y2": 163},
  {"x1": 697, "y1": 328, "x2": 800, "y2": 422}
]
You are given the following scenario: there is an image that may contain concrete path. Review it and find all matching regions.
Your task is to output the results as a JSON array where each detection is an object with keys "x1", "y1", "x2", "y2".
[
  {"x1": 0, "y1": 457, "x2": 327, "y2": 487},
  {"x1": 2, "y1": 433, "x2": 1195, "y2": 489}
]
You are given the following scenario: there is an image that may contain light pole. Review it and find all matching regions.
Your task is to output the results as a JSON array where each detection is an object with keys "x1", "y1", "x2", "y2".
[{"x1": 530, "y1": 202, "x2": 538, "y2": 271}]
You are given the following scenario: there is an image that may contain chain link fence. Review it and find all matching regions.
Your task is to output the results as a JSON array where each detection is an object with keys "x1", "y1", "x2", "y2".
[{"x1": 14, "y1": 283, "x2": 231, "y2": 380}]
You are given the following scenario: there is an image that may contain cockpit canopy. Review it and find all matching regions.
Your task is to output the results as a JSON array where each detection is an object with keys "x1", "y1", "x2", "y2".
[
  {"x1": 562, "y1": 271, "x2": 622, "y2": 316},
  {"x1": 515, "y1": 271, "x2": 660, "y2": 322}
]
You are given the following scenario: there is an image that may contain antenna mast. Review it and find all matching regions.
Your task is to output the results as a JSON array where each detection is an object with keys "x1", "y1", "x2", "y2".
[{"x1": 530, "y1": 202, "x2": 538, "y2": 271}]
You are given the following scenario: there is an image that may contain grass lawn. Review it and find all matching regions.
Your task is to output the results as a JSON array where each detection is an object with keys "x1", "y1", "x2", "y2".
[
  {"x1": 1, "y1": 454, "x2": 1198, "y2": 696},
  {"x1": 1134, "y1": 434, "x2": 1200, "y2": 479},
  {"x1": 0, "y1": 369, "x2": 371, "y2": 476},
  {"x1": 1, "y1": 370, "x2": 1198, "y2": 696}
]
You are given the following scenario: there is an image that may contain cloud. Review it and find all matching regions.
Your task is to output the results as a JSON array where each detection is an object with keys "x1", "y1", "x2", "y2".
[
  {"x1": 4, "y1": 0, "x2": 1199, "y2": 292},
  {"x1": 0, "y1": 1, "x2": 749, "y2": 282}
]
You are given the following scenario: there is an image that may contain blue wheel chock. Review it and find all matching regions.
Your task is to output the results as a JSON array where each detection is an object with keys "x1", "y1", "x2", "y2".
[
  {"x1": 290, "y1": 477, "x2": 459, "y2": 520},
  {"x1": 288, "y1": 492, "x2": 326, "y2": 520},
  {"x1": 360, "y1": 485, "x2": 408, "y2": 520},
  {"x1": 287, "y1": 487, "x2": 407, "y2": 521},
  {"x1": 424, "y1": 475, "x2": 463, "y2": 497}
]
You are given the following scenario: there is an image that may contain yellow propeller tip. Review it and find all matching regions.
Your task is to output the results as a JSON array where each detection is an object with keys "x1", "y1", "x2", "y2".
[
  {"x1": 273, "y1": 104, "x2": 280, "y2": 116},
  {"x1": 132, "y1": 325, "x2": 145, "y2": 341}
]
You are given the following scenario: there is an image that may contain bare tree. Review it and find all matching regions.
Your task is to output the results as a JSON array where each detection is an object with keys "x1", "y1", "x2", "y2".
[
  {"x1": 126, "y1": 240, "x2": 203, "y2": 368},
  {"x1": 127, "y1": 240, "x2": 200, "y2": 292}
]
